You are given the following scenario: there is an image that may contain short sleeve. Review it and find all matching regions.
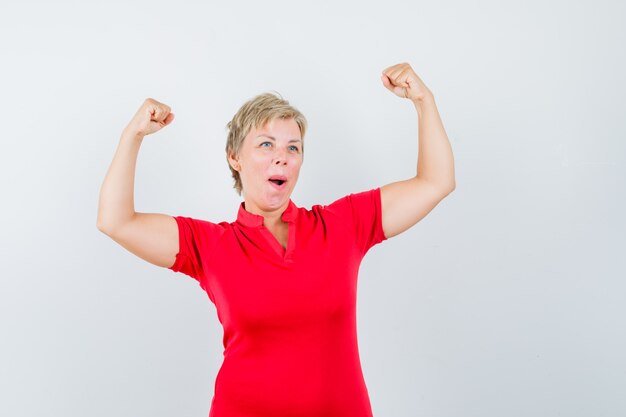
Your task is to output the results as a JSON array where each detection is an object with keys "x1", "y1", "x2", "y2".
[
  {"x1": 169, "y1": 216, "x2": 225, "y2": 283},
  {"x1": 324, "y1": 187, "x2": 388, "y2": 255}
]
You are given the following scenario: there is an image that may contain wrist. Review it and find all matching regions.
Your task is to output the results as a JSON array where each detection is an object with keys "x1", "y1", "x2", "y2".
[
  {"x1": 121, "y1": 128, "x2": 145, "y2": 142},
  {"x1": 412, "y1": 92, "x2": 435, "y2": 113}
]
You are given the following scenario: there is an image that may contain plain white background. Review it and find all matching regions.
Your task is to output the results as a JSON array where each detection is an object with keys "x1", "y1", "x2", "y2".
[{"x1": 1, "y1": 1, "x2": 624, "y2": 416}]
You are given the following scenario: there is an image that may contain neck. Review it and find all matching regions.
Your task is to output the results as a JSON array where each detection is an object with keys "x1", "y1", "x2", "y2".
[{"x1": 243, "y1": 196, "x2": 290, "y2": 228}]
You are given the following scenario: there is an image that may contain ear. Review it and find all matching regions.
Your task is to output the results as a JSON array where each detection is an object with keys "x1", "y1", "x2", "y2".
[{"x1": 227, "y1": 150, "x2": 240, "y2": 171}]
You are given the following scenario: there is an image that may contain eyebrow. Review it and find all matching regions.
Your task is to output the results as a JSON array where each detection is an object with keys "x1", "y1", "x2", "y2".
[{"x1": 256, "y1": 135, "x2": 302, "y2": 143}]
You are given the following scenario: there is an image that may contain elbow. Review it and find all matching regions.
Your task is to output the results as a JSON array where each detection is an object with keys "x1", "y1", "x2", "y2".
[
  {"x1": 96, "y1": 214, "x2": 117, "y2": 236},
  {"x1": 96, "y1": 211, "x2": 108, "y2": 233},
  {"x1": 442, "y1": 186, "x2": 455, "y2": 198},
  {"x1": 96, "y1": 210, "x2": 134, "y2": 236},
  {"x1": 96, "y1": 219, "x2": 111, "y2": 235},
  {"x1": 445, "y1": 175, "x2": 456, "y2": 193},
  {"x1": 437, "y1": 180, "x2": 456, "y2": 195},
  {"x1": 438, "y1": 183, "x2": 455, "y2": 198}
]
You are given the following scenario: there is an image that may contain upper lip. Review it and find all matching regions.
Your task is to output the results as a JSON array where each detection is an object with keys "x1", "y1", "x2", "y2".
[{"x1": 268, "y1": 175, "x2": 288, "y2": 181}]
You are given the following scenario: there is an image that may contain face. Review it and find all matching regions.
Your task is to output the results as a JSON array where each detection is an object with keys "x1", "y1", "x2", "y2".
[{"x1": 228, "y1": 117, "x2": 303, "y2": 216}]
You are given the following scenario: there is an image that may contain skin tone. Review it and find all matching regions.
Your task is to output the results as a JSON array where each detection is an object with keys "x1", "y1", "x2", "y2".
[
  {"x1": 227, "y1": 117, "x2": 303, "y2": 246},
  {"x1": 96, "y1": 62, "x2": 454, "y2": 271},
  {"x1": 378, "y1": 63, "x2": 456, "y2": 239}
]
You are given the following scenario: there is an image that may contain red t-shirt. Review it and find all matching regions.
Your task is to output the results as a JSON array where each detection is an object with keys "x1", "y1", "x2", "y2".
[{"x1": 169, "y1": 187, "x2": 387, "y2": 417}]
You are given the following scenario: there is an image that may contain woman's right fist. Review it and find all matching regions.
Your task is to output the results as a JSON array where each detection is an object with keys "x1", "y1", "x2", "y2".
[{"x1": 123, "y1": 98, "x2": 175, "y2": 138}]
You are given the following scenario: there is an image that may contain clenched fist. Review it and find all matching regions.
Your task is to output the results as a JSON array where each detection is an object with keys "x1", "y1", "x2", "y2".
[
  {"x1": 123, "y1": 98, "x2": 175, "y2": 138},
  {"x1": 381, "y1": 63, "x2": 432, "y2": 102}
]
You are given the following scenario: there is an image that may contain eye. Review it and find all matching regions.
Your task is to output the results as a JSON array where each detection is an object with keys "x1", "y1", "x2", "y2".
[
  {"x1": 289, "y1": 145, "x2": 300, "y2": 152},
  {"x1": 260, "y1": 142, "x2": 272, "y2": 148}
]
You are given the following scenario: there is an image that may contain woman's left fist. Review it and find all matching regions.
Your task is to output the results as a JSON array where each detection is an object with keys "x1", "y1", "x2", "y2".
[{"x1": 381, "y1": 62, "x2": 432, "y2": 102}]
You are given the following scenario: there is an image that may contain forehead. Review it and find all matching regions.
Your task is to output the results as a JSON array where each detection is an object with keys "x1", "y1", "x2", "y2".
[{"x1": 254, "y1": 117, "x2": 301, "y2": 138}]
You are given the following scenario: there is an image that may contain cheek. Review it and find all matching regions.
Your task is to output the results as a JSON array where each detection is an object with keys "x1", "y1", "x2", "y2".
[
  {"x1": 248, "y1": 154, "x2": 268, "y2": 170},
  {"x1": 253, "y1": 152, "x2": 273, "y2": 165},
  {"x1": 290, "y1": 160, "x2": 303, "y2": 177}
]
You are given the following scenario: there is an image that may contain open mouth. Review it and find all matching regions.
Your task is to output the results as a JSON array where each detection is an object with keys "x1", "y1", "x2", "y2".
[{"x1": 268, "y1": 176, "x2": 288, "y2": 189}]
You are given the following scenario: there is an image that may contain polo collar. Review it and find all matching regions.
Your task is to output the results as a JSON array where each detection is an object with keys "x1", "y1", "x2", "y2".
[{"x1": 236, "y1": 199, "x2": 298, "y2": 228}]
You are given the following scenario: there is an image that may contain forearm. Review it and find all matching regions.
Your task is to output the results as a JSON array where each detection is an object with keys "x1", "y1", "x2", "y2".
[
  {"x1": 413, "y1": 94, "x2": 456, "y2": 190},
  {"x1": 96, "y1": 129, "x2": 144, "y2": 232}
]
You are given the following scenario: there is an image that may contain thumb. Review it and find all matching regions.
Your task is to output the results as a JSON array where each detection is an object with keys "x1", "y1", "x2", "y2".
[
  {"x1": 163, "y1": 112, "x2": 175, "y2": 126},
  {"x1": 381, "y1": 74, "x2": 408, "y2": 98},
  {"x1": 381, "y1": 74, "x2": 394, "y2": 92}
]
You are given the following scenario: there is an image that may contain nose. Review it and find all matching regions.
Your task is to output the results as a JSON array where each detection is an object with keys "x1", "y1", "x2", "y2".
[{"x1": 272, "y1": 149, "x2": 287, "y2": 165}]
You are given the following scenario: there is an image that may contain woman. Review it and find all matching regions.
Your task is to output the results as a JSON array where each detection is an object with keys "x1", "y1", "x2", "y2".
[{"x1": 97, "y1": 62, "x2": 455, "y2": 417}]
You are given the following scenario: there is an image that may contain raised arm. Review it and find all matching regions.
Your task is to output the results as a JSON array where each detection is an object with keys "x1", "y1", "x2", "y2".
[
  {"x1": 379, "y1": 63, "x2": 456, "y2": 239},
  {"x1": 96, "y1": 98, "x2": 179, "y2": 268}
]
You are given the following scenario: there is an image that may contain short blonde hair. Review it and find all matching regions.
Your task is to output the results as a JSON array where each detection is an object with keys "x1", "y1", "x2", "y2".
[{"x1": 225, "y1": 92, "x2": 307, "y2": 195}]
